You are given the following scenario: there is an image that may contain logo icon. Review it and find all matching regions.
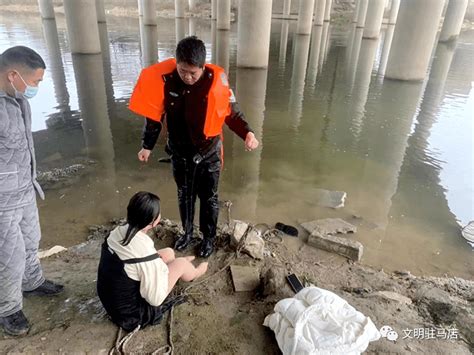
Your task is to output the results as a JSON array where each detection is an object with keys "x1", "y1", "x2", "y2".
[{"x1": 380, "y1": 325, "x2": 398, "y2": 342}]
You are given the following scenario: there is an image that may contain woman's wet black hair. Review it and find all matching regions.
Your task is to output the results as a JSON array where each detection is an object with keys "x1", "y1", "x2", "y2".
[
  {"x1": 175, "y1": 36, "x2": 206, "y2": 68},
  {"x1": 122, "y1": 191, "x2": 161, "y2": 246}
]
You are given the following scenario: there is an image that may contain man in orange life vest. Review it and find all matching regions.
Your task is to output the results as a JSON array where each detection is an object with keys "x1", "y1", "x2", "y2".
[{"x1": 129, "y1": 36, "x2": 259, "y2": 258}]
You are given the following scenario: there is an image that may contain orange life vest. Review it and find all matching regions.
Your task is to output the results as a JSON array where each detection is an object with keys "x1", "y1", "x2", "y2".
[{"x1": 128, "y1": 58, "x2": 231, "y2": 139}]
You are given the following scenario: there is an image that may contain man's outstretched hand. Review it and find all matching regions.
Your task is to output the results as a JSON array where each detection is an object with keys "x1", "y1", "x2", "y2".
[
  {"x1": 138, "y1": 148, "x2": 152, "y2": 162},
  {"x1": 245, "y1": 132, "x2": 259, "y2": 151}
]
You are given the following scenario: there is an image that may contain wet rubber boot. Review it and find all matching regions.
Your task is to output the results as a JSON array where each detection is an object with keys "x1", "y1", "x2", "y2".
[
  {"x1": 198, "y1": 238, "x2": 214, "y2": 258},
  {"x1": 174, "y1": 233, "x2": 194, "y2": 251},
  {"x1": 0, "y1": 310, "x2": 30, "y2": 336},
  {"x1": 23, "y1": 279, "x2": 64, "y2": 297}
]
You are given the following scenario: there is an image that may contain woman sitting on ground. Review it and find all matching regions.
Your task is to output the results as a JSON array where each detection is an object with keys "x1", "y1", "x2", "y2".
[{"x1": 97, "y1": 191, "x2": 208, "y2": 331}]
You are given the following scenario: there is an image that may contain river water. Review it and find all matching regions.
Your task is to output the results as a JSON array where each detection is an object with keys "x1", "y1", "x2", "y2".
[{"x1": 0, "y1": 11, "x2": 472, "y2": 278}]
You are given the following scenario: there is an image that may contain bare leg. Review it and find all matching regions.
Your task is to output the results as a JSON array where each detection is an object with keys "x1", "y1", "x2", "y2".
[
  {"x1": 157, "y1": 247, "x2": 176, "y2": 264},
  {"x1": 166, "y1": 258, "x2": 208, "y2": 293}
]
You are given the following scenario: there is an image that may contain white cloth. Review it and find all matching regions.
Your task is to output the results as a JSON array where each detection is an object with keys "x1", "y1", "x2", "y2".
[
  {"x1": 263, "y1": 287, "x2": 381, "y2": 355},
  {"x1": 107, "y1": 225, "x2": 169, "y2": 307}
]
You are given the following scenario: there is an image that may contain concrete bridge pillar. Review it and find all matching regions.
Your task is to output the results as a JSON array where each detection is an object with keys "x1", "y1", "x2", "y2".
[
  {"x1": 356, "y1": 0, "x2": 368, "y2": 28},
  {"x1": 385, "y1": 0, "x2": 444, "y2": 81},
  {"x1": 363, "y1": 0, "x2": 385, "y2": 39},
  {"x1": 38, "y1": 0, "x2": 55, "y2": 19},
  {"x1": 211, "y1": 0, "x2": 217, "y2": 20},
  {"x1": 63, "y1": 0, "x2": 101, "y2": 54},
  {"x1": 175, "y1": 0, "x2": 185, "y2": 18},
  {"x1": 324, "y1": 0, "x2": 332, "y2": 22},
  {"x1": 283, "y1": 0, "x2": 291, "y2": 16},
  {"x1": 439, "y1": 0, "x2": 468, "y2": 42},
  {"x1": 237, "y1": 0, "x2": 273, "y2": 68},
  {"x1": 217, "y1": 0, "x2": 231, "y2": 30},
  {"x1": 314, "y1": 0, "x2": 326, "y2": 26},
  {"x1": 388, "y1": 0, "x2": 400, "y2": 24},
  {"x1": 140, "y1": 0, "x2": 156, "y2": 26},
  {"x1": 297, "y1": 0, "x2": 316, "y2": 35},
  {"x1": 96, "y1": 0, "x2": 107, "y2": 23}
]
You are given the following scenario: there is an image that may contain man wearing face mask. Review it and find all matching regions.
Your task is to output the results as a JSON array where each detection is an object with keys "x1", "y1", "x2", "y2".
[
  {"x1": 0, "y1": 46, "x2": 64, "y2": 336},
  {"x1": 129, "y1": 36, "x2": 259, "y2": 258}
]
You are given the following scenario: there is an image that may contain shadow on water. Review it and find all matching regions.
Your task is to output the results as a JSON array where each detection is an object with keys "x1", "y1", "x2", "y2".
[{"x1": 0, "y1": 12, "x2": 472, "y2": 278}]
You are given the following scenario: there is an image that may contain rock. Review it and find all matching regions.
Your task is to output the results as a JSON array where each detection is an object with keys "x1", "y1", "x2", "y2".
[
  {"x1": 307, "y1": 232, "x2": 363, "y2": 261},
  {"x1": 38, "y1": 245, "x2": 67, "y2": 259},
  {"x1": 242, "y1": 229, "x2": 265, "y2": 260},
  {"x1": 262, "y1": 267, "x2": 293, "y2": 298},
  {"x1": 230, "y1": 265, "x2": 260, "y2": 292},
  {"x1": 369, "y1": 291, "x2": 412, "y2": 305},
  {"x1": 414, "y1": 285, "x2": 458, "y2": 324},
  {"x1": 301, "y1": 218, "x2": 357, "y2": 236},
  {"x1": 230, "y1": 220, "x2": 249, "y2": 248},
  {"x1": 313, "y1": 189, "x2": 347, "y2": 209}
]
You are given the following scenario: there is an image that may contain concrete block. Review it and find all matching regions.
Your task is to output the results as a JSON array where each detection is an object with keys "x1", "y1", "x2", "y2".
[
  {"x1": 230, "y1": 220, "x2": 249, "y2": 248},
  {"x1": 242, "y1": 229, "x2": 265, "y2": 260},
  {"x1": 230, "y1": 265, "x2": 260, "y2": 292},
  {"x1": 301, "y1": 218, "x2": 357, "y2": 236},
  {"x1": 307, "y1": 231, "x2": 363, "y2": 261}
]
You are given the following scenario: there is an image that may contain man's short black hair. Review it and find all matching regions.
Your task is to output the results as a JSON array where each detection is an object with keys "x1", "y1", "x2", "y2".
[
  {"x1": 0, "y1": 46, "x2": 46, "y2": 72},
  {"x1": 176, "y1": 36, "x2": 206, "y2": 68}
]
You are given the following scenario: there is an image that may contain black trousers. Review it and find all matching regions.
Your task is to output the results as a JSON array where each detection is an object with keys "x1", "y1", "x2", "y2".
[{"x1": 171, "y1": 148, "x2": 221, "y2": 241}]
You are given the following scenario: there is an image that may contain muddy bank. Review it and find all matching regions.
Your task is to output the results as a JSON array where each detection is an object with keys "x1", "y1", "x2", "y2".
[{"x1": 0, "y1": 219, "x2": 472, "y2": 354}]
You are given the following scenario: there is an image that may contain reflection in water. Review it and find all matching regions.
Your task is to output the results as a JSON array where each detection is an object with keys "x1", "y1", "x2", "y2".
[
  {"x1": 1, "y1": 14, "x2": 472, "y2": 277},
  {"x1": 227, "y1": 68, "x2": 266, "y2": 220},
  {"x1": 279, "y1": 20, "x2": 290, "y2": 71},
  {"x1": 289, "y1": 35, "x2": 311, "y2": 129},
  {"x1": 175, "y1": 18, "x2": 186, "y2": 44},
  {"x1": 139, "y1": 17, "x2": 158, "y2": 67},
  {"x1": 216, "y1": 29, "x2": 230, "y2": 74},
  {"x1": 41, "y1": 19, "x2": 70, "y2": 113},
  {"x1": 211, "y1": 20, "x2": 217, "y2": 63}
]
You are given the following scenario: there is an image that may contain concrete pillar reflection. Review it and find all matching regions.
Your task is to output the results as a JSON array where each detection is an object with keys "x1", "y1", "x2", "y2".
[
  {"x1": 38, "y1": 0, "x2": 55, "y2": 19},
  {"x1": 352, "y1": 0, "x2": 360, "y2": 23},
  {"x1": 96, "y1": 0, "x2": 107, "y2": 23},
  {"x1": 139, "y1": 17, "x2": 158, "y2": 67},
  {"x1": 216, "y1": 30, "x2": 230, "y2": 74},
  {"x1": 388, "y1": 0, "x2": 400, "y2": 24},
  {"x1": 385, "y1": 0, "x2": 444, "y2": 81},
  {"x1": 297, "y1": 0, "x2": 316, "y2": 35},
  {"x1": 189, "y1": 17, "x2": 196, "y2": 36},
  {"x1": 41, "y1": 19, "x2": 70, "y2": 112},
  {"x1": 289, "y1": 34, "x2": 311, "y2": 128},
  {"x1": 307, "y1": 25, "x2": 323, "y2": 88},
  {"x1": 439, "y1": 0, "x2": 468, "y2": 42},
  {"x1": 237, "y1": 0, "x2": 272, "y2": 68},
  {"x1": 346, "y1": 26, "x2": 364, "y2": 89},
  {"x1": 63, "y1": 0, "x2": 101, "y2": 54},
  {"x1": 70, "y1": 53, "x2": 118, "y2": 219},
  {"x1": 231, "y1": 68, "x2": 267, "y2": 221},
  {"x1": 175, "y1": 0, "x2": 185, "y2": 18},
  {"x1": 175, "y1": 18, "x2": 186, "y2": 44},
  {"x1": 350, "y1": 38, "x2": 379, "y2": 138},
  {"x1": 314, "y1": 0, "x2": 326, "y2": 26},
  {"x1": 189, "y1": 0, "x2": 196, "y2": 12},
  {"x1": 279, "y1": 20, "x2": 290, "y2": 70},
  {"x1": 363, "y1": 0, "x2": 385, "y2": 39},
  {"x1": 217, "y1": 0, "x2": 231, "y2": 30},
  {"x1": 318, "y1": 22, "x2": 330, "y2": 71},
  {"x1": 211, "y1": 20, "x2": 217, "y2": 63}
]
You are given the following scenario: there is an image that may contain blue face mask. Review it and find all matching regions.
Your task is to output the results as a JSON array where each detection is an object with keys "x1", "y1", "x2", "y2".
[{"x1": 11, "y1": 72, "x2": 39, "y2": 99}]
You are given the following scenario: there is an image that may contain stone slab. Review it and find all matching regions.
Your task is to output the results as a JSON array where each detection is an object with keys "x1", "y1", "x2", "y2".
[
  {"x1": 307, "y1": 231, "x2": 363, "y2": 261},
  {"x1": 230, "y1": 265, "x2": 260, "y2": 292}
]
